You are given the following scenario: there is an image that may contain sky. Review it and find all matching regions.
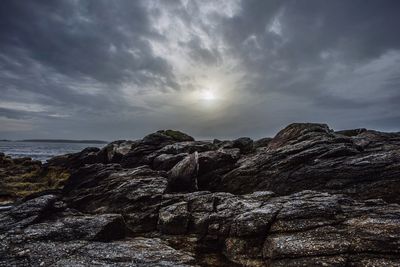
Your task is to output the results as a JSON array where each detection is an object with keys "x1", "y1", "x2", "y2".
[{"x1": 0, "y1": 0, "x2": 400, "y2": 140}]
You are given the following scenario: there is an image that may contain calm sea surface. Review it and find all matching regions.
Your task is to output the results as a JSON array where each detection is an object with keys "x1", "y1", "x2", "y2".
[{"x1": 0, "y1": 141, "x2": 105, "y2": 162}]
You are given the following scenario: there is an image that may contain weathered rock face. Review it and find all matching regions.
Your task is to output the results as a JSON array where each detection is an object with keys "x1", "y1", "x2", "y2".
[
  {"x1": 2, "y1": 189, "x2": 399, "y2": 266},
  {"x1": 63, "y1": 164, "x2": 168, "y2": 233},
  {"x1": 0, "y1": 193, "x2": 195, "y2": 266},
  {"x1": 97, "y1": 140, "x2": 138, "y2": 163},
  {"x1": 222, "y1": 123, "x2": 400, "y2": 203},
  {"x1": 46, "y1": 147, "x2": 102, "y2": 170},
  {"x1": 2, "y1": 123, "x2": 400, "y2": 266},
  {"x1": 120, "y1": 130, "x2": 195, "y2": 168},
  {"x1": 156, "y1": 190, "x2": 400, "y2": 266}
]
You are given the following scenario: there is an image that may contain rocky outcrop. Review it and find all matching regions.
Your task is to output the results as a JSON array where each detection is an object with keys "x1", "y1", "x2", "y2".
[
  {"x1": 119, "y1": 130, "x2": 195, "y2": 168},
  {"x1": 1, "y1": 123, "x2": 400, "y2": 266},
  {"x1": 221, "y1": 123, "x2": 400, "y2": 203}
]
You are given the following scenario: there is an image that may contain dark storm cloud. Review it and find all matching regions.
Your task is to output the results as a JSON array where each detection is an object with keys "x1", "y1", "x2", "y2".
[
  {"x1": 0, "y1": 0, "x2": 399, "y2": 140},
  {"x1": 0, "y1": 1, "x2": 176, "y2": 85}
]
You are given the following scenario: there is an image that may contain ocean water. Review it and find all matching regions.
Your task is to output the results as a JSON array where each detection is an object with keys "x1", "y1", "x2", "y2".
[{"x1": 0, "y1": 141, "x2": 105, "y2": 162}]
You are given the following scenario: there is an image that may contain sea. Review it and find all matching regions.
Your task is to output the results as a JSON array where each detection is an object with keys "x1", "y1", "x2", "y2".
[{"x1": 0, "y1": 141, "x2": 105, "y2": 162}]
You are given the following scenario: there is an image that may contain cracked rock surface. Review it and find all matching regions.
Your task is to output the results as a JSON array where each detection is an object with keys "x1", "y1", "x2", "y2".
[{"x1": 1, "y1": 123, "x2": 400, "y2": 266}]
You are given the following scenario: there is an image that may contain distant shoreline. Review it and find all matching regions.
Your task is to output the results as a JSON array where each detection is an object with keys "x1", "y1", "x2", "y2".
[{"x1": 1, "y1": 139, "x2": 108, "y2": 144}]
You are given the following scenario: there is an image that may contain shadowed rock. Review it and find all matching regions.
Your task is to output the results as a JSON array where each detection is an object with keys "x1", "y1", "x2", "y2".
[{"x1": 168, "y1": 152, "x2": 199, "y2": 192}]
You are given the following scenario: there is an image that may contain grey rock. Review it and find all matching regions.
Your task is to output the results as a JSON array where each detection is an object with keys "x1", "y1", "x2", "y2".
[
  {"x1": 153, "y1": 153, "x2": 188, "y2": 171},
  {"x1": 63, "y1": 164, "x2": 168, "y2": 233},
  {"x1": 167, "y1": 152, "x2": 199, "y2": 192},
  {"x1": 232, "y1": 137, "x2": 254, "y2": 154},
  {"x1": 221, "y1": 123, "x2": 400, "y2": 203}
]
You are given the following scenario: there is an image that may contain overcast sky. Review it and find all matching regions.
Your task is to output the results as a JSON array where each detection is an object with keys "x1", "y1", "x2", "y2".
[{"x1": 1, "y1": 0, "x2": 399, "y2": 140}]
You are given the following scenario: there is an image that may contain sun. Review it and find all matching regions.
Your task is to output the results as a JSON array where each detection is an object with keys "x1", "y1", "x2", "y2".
[{"x1": 201, "y1": 89, "x2": 216, "y2": 100}]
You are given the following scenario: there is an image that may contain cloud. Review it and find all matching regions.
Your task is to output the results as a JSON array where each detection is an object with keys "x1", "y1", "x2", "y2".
[{"x1": 0, "y1": 0, "x2": 399, "y2": 139}]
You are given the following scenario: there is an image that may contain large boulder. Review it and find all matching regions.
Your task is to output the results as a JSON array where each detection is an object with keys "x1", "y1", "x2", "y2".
[
  {"x1": 143, "y1": 130, "x2": 194, "y2": 144},
  {"x1": 120, "y1": 130, "x2": 195, "y2": 168}
]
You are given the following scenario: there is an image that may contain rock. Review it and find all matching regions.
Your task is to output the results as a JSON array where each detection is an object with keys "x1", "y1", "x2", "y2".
[
  {"x1": 253, "y1": 137, "x2": 272, "y2": 148},
  {"x1": 232, "y1": 137, "x2": 254, "y2": 154},
  {"x1": 155, "y1": 141, "x2": 216, "y2": 155},
  {"x1": 3, "y1": 238, "x2": 197, "y2": 267},
  {"x1": 336, "y1": 128, "x2": 367, "y2": 137},
  {"x1": 196, "y1": 149, "x2": 240, "y2": 191},
  {"x1": 268, "y1": 123, "x2": 333, "y2": 149},
  {"x1": 2, "y1": 123, "x2": 400, "y2": 266},
  {"x1": 63, "y1": 164, "x2": 168, "y2": 233},
  {"x1": 45, "y1": 147, "x2": 101, "y2": 170},
  {"x1": 221, "y1": 123, "x2": 400, "y2": 203},
  {"x1": 21, "y1": 213, "x2": 127, "y2": 241},
  {"x1": 97, "y1": 140, "x2": 138, "y2": 163},
  {"x1": 153, "y1": 153, "x2": 188, "y2": 170},
  {"x1": 143, "y1": 130, "x2": 195, "y2": 144},
  {"x1": 120, "y1": 130, "x2": 195, "y2": 168},
  {"x1": 167, "y1": 149, "x2": 240, "y2": 192},
  {"x1": 158, "y1": 201, "x2": 190, "y2": 234},
  {"x1": 168, "y1": 152, "x2": 199, "y2": 192},
  {"x1": 156, "y1": 190, "x2": 400, "y2": 266},
  {"x1": 0, "y1": 194, "x2": 58, "y2": 233}
]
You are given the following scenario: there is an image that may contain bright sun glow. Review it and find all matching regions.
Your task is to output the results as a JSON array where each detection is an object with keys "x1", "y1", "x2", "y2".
[{"x1": 201, "y1": 89, "x2": 216, "y2": 100}]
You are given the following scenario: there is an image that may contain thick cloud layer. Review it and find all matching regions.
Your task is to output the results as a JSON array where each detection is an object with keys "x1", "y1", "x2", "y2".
[{"x1": 0, "y1": 0, "x2": 399, "y2": 140}]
